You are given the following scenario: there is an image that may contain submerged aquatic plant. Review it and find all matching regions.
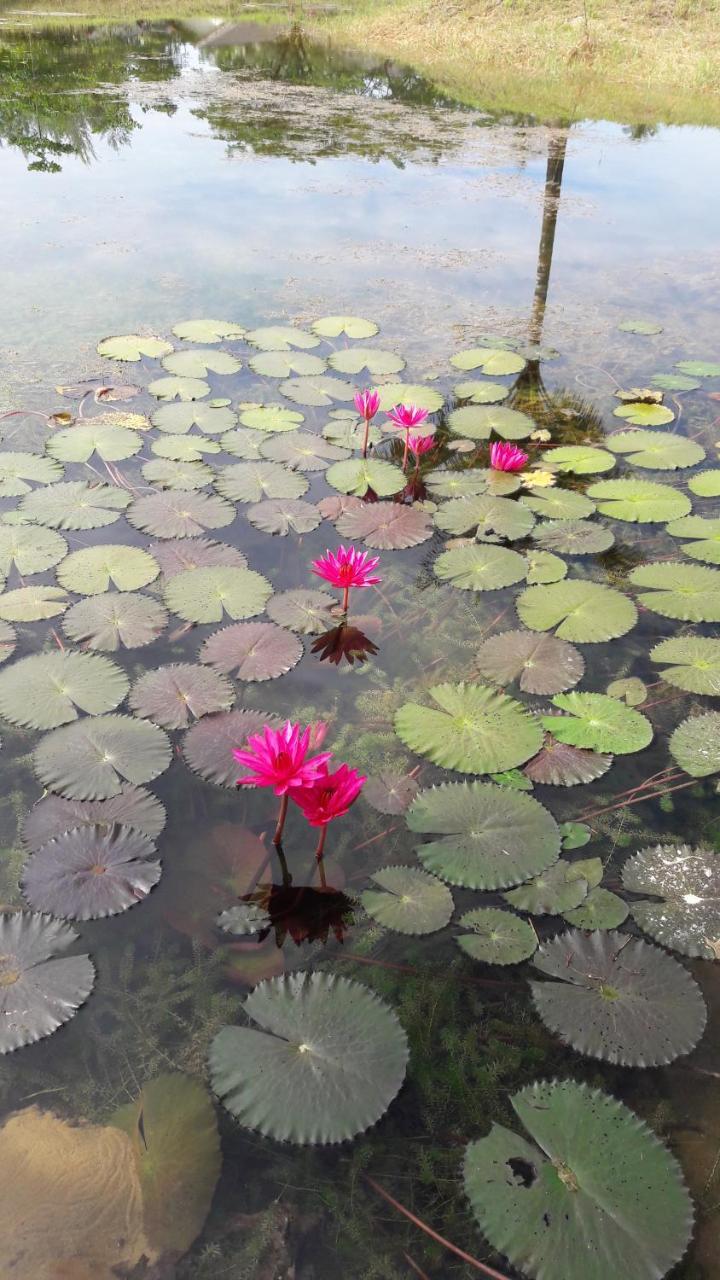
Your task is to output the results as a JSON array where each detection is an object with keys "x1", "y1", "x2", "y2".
[
  {"x1": 386, "y1": 403, "x2": 430, "y2": 470},
  {"x1": 353, "y1": 388, "x2": 380, "y2": 458},
  {"x1": 234, "y1": 720, "x2": 331, "y2": 845},
  {"x1": 293, "y1": 762, "x2": 366, "y2": 861},
  {"x1": 490, "y1": 441, "x2": 528, "y2": 472},
  {"x1": 311, "y1": 544, "x2": 381, "y2": 614}
]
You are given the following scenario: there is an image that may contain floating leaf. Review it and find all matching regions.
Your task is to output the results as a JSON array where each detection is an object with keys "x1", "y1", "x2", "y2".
[
  {"x1": 239, "y1": 406, "x2": 304, "y2": 432},
  {"x1": 209, "y1": 972, "x2": 408, "y2": 1144},
  {"x1": 247, "y1": 325, "x2": 319, "y2": 351},
  {"x1": 281, "y1": 375, "x2": 355, "y2": 407},
  {"x1": 670, "y1": 711, "x2": 720, "y2": 777},
  {"x1": 563, "y1": 887, "x2": 628, "y2": 929},
  {"x1": 521, "y1": 488, "x2": 595, "y2": 520},
  {"x1": 21, "y1": 481, "x2": 131, "y2": 529},
  {"x1": 259, "y1": 431, "x2": 349, "y2": 471},
  {"x1": 148, "y1": 376, "x2": 210, "y2": 402},
  {"x1": 689, "y1": 469, "x2": 720, "y2": 497},
  {"x1": 57, "y1": 545, "x2": 159, "y2": 595},
  {"x1": 651, "y1": 372, "x2": 700, "y2": 391},
  {"x1": 675, "y1": 360, "x2": 720, "y2": 377},
  {"x1": 587, "y1": 478, "x2": 691, "y2": 522},
  {"x1": 312, "y1": 315, "x2": 379, "y2": 339},
  {"x1": 612, "y1": 401, "x2": 676, "y2": 426},
  {"x1": 541, "y1": 445, "x2": 614, "y2": 475},
  {"x1": 360, "y1": 866, "x2": 453, "y2": 934},
  {"x1": 454, "y1": 379, "x2": 509, "y2": 404},
  {"x1": 162, "y1": 348, "x2": 241, "y2": 378},
  {"x1": 375, "y1": 383, "x2": 444, "y2": 413},
  {"x1": 450, "y1": 347, "x2": 526, "y2": 375},
  {"x1": 0, "y1": 585, "x2": 68, "y2": 621},
  {"x1": 47, "y1": 423, "x2": 141, "y2": 464},
  {"x1": 127, "y1": 490, "x2": 235, "y2": 538},
  {"x1": 618, "y1": 317, "x2": 663, "y2": 334},
  {"x1": 0, "y1": 911, "x2": 94, "y2": 1052},
  {"x1": 623, "y1": 843, "x2": 720, "y2": 959},
  {"x1": 164, "y1": 566, "x2": 272, "y2": 624},
  {"x1": 523, "y1": 734, "x2": 613, "y2": 787},
  {"x1": 200, "y1": 621, "x2": 303, "y2": 681},
  {"x1": 215, "y1": 461, "x2": 309, "y2": 504},
  {"x1": 363, "y1": 771, "x2": 419, "y2": 815},
  {"x1": 22, "y1": 785, "x2": 166, "y2": 851},
  {"x1": 607, "y1": 429, "x2": 704, "y2": 469},
  {"x1": 0, "y1": 652, "x2": 128, "y2": 730},
  {"x1": 525, "y1": 549, "x2": 567, "y2": 584},
  {"x1": 246, "y1": 498, "x2": 321, "y2": 536},
  {"x1": 97, "y1": 334, "x2": 173, "y2": 361},
  {"x1": 329, "y1": 347, "x2": 405, "y2": 376},
  {"x1": 426, "y1": 469, "x2": 511, "y2": 499},
  {"x1": 0, "y1": 451, "x2": 63, "y2": 496},
  {"x1": 531, "y1": 928, "x2": 706, "y2": 1065},
  {"x1": 218, "y1": 903, "x2": 272, "y2": 935},
  {"x1": 184, "y1": 707, "x2": 281, "y2": 788},
  {"x1": 396, "y1": 683, "x2": 543, "y2": 776},
  {"x1": 543, "y1": 692, "x2": 652, "y2": 754},
  {"x1": 406, "y1": 781, "x2": 559, "y2": 890},
  {"x1": 435, "y1": 493, "x2": 535, "y2": 541},
  {"x1": 151, "y1": 434, "x2": 221, "y2": 461},
  {"x1": 323, "y1": 417, "x2": 382, "y2": 450},
  {"x1": 63, "y1": 592, "x2": 168, "y2": 651},
  {"x1": 665, "y1": 514, "x2": 720, "y2": 564},
  {"x1": 152, "y1": 401, "x2": 236, "y2": 434},
  {"x1": 532, "y1": 519, "x2": 614, "y2": 554},
  {"x1": 152, "y1": 537, "x2": 246, "y2": 577},
  {"x1": 607, "y1": 676, "x2": 647, "y2": 706},
  {"x1": 130, "y1": 663, "x2": 234, "y2": 730},
  {"x1": 629, "y1": 561, "x2": 720, "y2": 621},
  {"x1": 325, "y1": 457, "x2": 406, "y2": 498},
  {"x1": 650, "y1": 635, "x2": 720, "y2": 695},
  {"x1": 0, "y1": 524, "x2": 66, "y2": 576},
  {"x1": 250, "y1": 351, "x2": 326, "y2": 378},
  {"x1": 503, "y1": 859, "x2": 594, "y2": 915},
  {"x1": 448, "y1": 405, "x2": 534, "y2": 440},
  {"x1": 336, "y1": 502, "x2": 433, "y2": 549},
  {"x1": 434, "y1": 544, "x2": 527, "y2": 591},
  {"x1": 173, "y1": 318, "x2": 245, "y2": 343},
  {"x1": 33, "y1": 714, "x2": 172, "y2": 800},
  {"x1": 142, "y1": 458, "x2": 214, "y2": 490},
  {"x1": 474, "y1": 630, "x2": 584, "y2": 695},
  {"x1": 266, "y1": 588, "x2": 335, "y2": 635},
  {"x1": 0, "y1": 622, "x2": 15, "y2": 665},
  {"x1": 456, "y1": 907, "x2": 537, "y2": 964},
  {"x1": 464, "y1": 1079, "x2": 693, "y2": 1280},
  {"x1": 22, "y1": 825, "x2": 161, "y2": 920},
  {"x1": 517, "y1": 580, "x2": 636, "y2": 642}
]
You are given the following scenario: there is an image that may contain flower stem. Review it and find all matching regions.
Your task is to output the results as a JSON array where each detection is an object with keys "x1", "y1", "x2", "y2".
[
  {"x1": 341, "y1": 584, "x2": 350, "y2": 614},
  {"x1": 315, "y1": 825, "x2": 328, "y2": 863},
  {"x1": 273, "y1": 793, "x2": 289, "y2": 846},
  {"x1": 361, "y1": 417, "x2": 370, "y2": 459},
  {"x1": 402, "y1": 429, "x2": 410, "y2": 472}
]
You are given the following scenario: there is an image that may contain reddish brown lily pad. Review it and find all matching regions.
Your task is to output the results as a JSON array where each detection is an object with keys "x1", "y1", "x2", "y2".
[
  {"x1": 22, "y1": 825, "x2": 161, "y2": 920},
  {"x1": 22, "y1": 785, "x2": 166, "y2": 852},
  {"x1": 199, "y1": 622, "x2": 303, "y2": 682},
  {"x1": 474, "y1": 629, "x2": 585, "y2": 695},
  {"x1": 129, "y1": 663, "x2": 234, "y2": 730},
  {"x1": 183, "y1": 708, "x2": 282, "y2": 787},
  {"x1": 335, "y1": 502, "x2": 433, "y2": 549},
  {"x1": 150, "y1": 538, "x2": 247, "y2": 577},
  {"x1": 363, "y1": 772, "x2": 420, "y2": 815},
  {"x1": 523, "y1": 733, "x2": 613, "y2": 786}
]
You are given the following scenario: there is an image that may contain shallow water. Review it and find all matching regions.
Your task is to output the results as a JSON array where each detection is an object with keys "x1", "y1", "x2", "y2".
[{"x1": 0, "y1": 17, "x2": 720, "y2": 1280}]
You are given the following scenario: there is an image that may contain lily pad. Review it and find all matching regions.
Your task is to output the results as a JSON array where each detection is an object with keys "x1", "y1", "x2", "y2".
[
  {"x1": 0, "y1": 585, "x2": 68, "y2": 621},
  {"x1": 525, "y1": 549, "x2": 567, "y2": 584},
  {"x1": 22, "y1": 825, "x2": 161, "y2": 920},
  {"x1": 312, "y1": 315, "x2": 378, "y2": 338},
  {"x1": 503, "y1": 859, "x2": 595, "y2": 915},
  {"x1": 406, "y1": 781, "x2": 560, "y2": 890},
  {"x1": 623, "y1": 843, "x2": 720, "y2": 959},
  {"x1": 325, "y1": 457, "x2": 406, "y2": 498},
  {"x1": 281, "y1": 375, "x2": 355, "y2": 407},
  {"x1": 523, "y1": 734, "x2": 613, "y2": 787},
  {"x1": 675, "y1": 360, "x2": 720, "y2": 377},
  {"x1": 183, "y1": 707, "x2": 281, "y2": 788},
  {"x1": 586, "y1": 478, "x2": 691, "y2": 523},
  {"x1": 521, "y1": 488, "x2": 596, "y2": 520},
  {"x1": 454, "y1": 379, "x2": 509, "y2": 404},
  {"x1": 473, "y1": 630, "x2": 584, "y2": 695},
  {"x1": 97, "y1": 334, "x2": 173, "y2": 361},
  {"x1": 375, "y1": 383, "x2": 444, "y2": 413},
  {"x1": 689, "y1": 470, "x2": 720, "y2": 497},
  {"x1": 127, "y1": 490, "x2": 235, "y2": 538},
  {"x1": 447, "y1": 405, "x2": 534, "y2": 441},
  {"x1": 395, "y1": 683, "x2": 543, "y2": 776},
  {"x1": 151, "y1": 435, "x2": 221, "y2": 462},
  {"x1": 463, "y1": 1079, "x2": 693, "y2": 1280},
  {"x1": 651, "y1": 373, "x2": 700, "y2": 391},
  {"x1": 543, "y1": 692, "x2": 652, "y2": 754},
  {"x1": 218, "y1": 903, "x2": 272, "y2": 935},
  {"x1": 173, "y1": 318, "x2": 245, "y2": 343},
  {"x1": 251, "y1": 350, "x2": 326, "y2": 378},
  {"x1": 434, "y1": 544, "x2": 527, "y2": 591},
  {"x1": 670, "y1": 711, "x2": 720, "y2": 777},
  {"x1": 21, "y1": 481, "x2": 131, "y2": 529},
  {"x1": 266, "y1": 588, "x2": 335, "y2": 635},
  {"x1": 63, "y1": 592, "x2": 168, "y2": 651},
  {"x1": 532, "y1": 520, "x2": 614, "y2": 555},
  {"x1": 200, "y1": 621, "x2": 303, "y2": 681},
  {"x1": 607, "y1": 676, "x2": 647, "y2": 706},
  {"x1": 152, "y1": 537, "x2": 247, "y2": 577},
  {"x1": 0, "y1": 622, "x2": 15, "y2": 665},
  {"x1": 259, "y1": 431, "x2": 349, "y2": 471},
  {"x1": 563, "y1": 888, "x2": 629, "y2": 929},
  {"x1": 152, "y1": 402, "x2": 237, "y2": 434},
  {"x1": 130, "y1": 663, "x2": 234, "y2": 730},
  {"x1": 360, "y1": 866, "x2": 453, "y2": 935},
  {"x1": 607, "y1": 429, "x2": 704, "y2": 469},
  {"x1": 541, "y1": 445, "x2": 614, "y2": 475},
  {"x1": 162, "y1": 348, "x2": 241, "y2": 378},
  {"x1": 618, "y1": 317, "x2": 663, "y2": 334},
  {"x1": 221, "y1": 428, "x2": 266, "y2": 460},
  {"x1": 247, "y1": 325, "x2": 319, "y2": 351},
  {"x1": 517, "y1": 580, "x2": 637, "y2": 642},
  {"x1": 323, "y1": 417, "x2": 382, "y2": 451},
  {"x1": 215, "y1": 461, "x2": 309, "y2": 504},
  {"x1": 426, "y1": 469, "x2": 508, "y2": 499},
  {"x1": 531, "y1": 928, "x2": 706, "y2": 1066},
  {"x1": 666, "y1": 514, "x2": 720, "y2": 564},
  {"x1": 164, "y1": 566, "x2": 272, "y2": 624},
  {"x1": 363, "y1": 771, "x2": 420, "y2": 815},
  {"x1": 0, "y1": 524, "x2": 66, "y2": 576},
  {"x1": 210, "y1": 972, "x2": 408, "y2": 1144},
  {"x1": 57, "y1": 545, "x2": 159, "y2": 595},
  {"x1": 650, "y1": 635, "x2": 720, "y2": 694},
  {"x1": 435, "y1": 493, "x2": 535, "y2": 541},
  {"x1": 0, "y1": 651, "x2": 128, "y2": 729},
  {"x1": 0, "y1": 451, "x2": 63, "y2": 495},
  {"x1": 148, "y1": 376, "x2": 210, "y2": 402},
  {"x1": 33, "y1": 714, "x2": 172, "y2": 799},
  {"x1": 629, "y1": 561, "x2": 720, "y2": 621},
  {"x1": 336, "y1": 502, "x2": 433, "y2": 549},
  {"x1": 450, "y1": 348, "x2": 526, "y2": 376},
  {"x1": 0, "y1": 911, "x2": 94, "y2": 1052},
  {"x1": 456, "y1": 908, "x2": 537, "y2": 965},
  {"x1": 142, "y1": 458, "x2": 214, "y2": 490},
  {"x1": 613, "y1": 402, "x2": 675, "y2": 426},
  {"x1": 22, "y1": 785, "x2": 166, "y2": 850},
  {"x1": 47, "y1": 423, "x2": 141, "y2": 464},
  {"x1": 239, "y1": 406, "x2": 304, "y2": 432},
  {"x1": 329, "y1": 347, "x2": 405, "y2": 376},
  {"x1": 246, "y1": 498, "x2": 321, "y2": 536}
]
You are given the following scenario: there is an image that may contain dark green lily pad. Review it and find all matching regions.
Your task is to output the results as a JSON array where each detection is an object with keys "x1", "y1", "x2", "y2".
[
  {"x1": 607, "y1": 676, "x2": 647, "y2": 706},
  {"x1": 675, "y1": 360, "x2": 720, "y2": 377},
  {"x1": 33, "y1": 714, "x2": 172, "y2": 800},
  {"x1": 560, "y1": 823, "x2": 593, "y2": 850},
  {"x1": 21, "y1": 481, "x2": 131, "y2": 530},
  {"x1": 62, "y1": 592, "x2": 168, "y2": 651},
  {"x1": 200, "y1": 621, "x2": 303, "y2": 681},
  {"x1": 503, "y1": 860, "x2": 596, "y2": 915},
  {"x1": 629, "y1": 562, "x2": 720, "y2": 621},
  {"x1": 395, "y1": 683, "x2": 543, "y2": 776},
  {"x1": 542, "y1": 693, "x2": 652, "y2": 754},
  {"x1": 650, "y1": 635, "x2": 720, "y2": 695},
  {"x1": 651, "y1": 373, "x2": 700, "y2": 392},
  {"x1": 622, "y1": 843, "x2": 720, "y2": 959},
  {"x1": 563, "y1": 888, "x2": 629, "y2": 930},
  {"x1": 474, "y1": 629, "x2": 584, "y2": 695},
  {"x1": 360, "y1": 866, "x2": 453, "y2": 935},
  {"x1": 532, "y1": 520, "x2": 614, "y2": 555},
  {"x1": 670, "y1": 712, "x2": 720, "y2": 777},
  {"x1": 21, "y1": 825, "x2": 161, "y2": 920},
  {"x1": 129, "y1": 663, "x2": 234, "y2": 730},
  {"x1": 517, "y1": 580, "x2": 637, "y2": 642},
  {"x1": 0, "y1": 652, "x2": 128, "y2": 729},
  {"x1": 456, "y1": 908, "x2": 537, "y2": 965},
  {"x1": 0, "y1": 911, "x2": 95, "y2": 1053}
]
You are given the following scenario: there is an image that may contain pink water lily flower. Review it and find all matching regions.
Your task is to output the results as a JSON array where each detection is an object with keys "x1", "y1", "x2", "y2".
[
  {"x1": 311, "y1": 545, "x2": 381, "y2": 613},
  {"x1": 234, "y1": 720, "x2": 332, "y2": 844},
  {"x1": 386, "y1": 403, "x2": 430, "y2": 471},
  {"x1": 408, "y1": 433, "x2": 436, "y2": 460},
  {"x1": 490, "y1": 441, "x2": 528, "y2": 472},
  {"x1": 354, "y1": 389, "x2": 381, "y2": 458},
  {"x1": 293, "y1": 763, "x2": 367, "y2": 860}
]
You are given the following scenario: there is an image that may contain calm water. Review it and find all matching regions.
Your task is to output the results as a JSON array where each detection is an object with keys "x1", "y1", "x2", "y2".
[{"x1": 0, "y1": 18, "x2": 720, "y2": 1280}]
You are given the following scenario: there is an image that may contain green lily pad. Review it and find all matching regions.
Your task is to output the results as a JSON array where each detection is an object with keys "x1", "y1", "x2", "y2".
[
  {"x1": 629, "y1": 561, "x2": 720, "y2": 621},
  {"x1": 239, "y1": 406, "x2": 304, "y2": 432},
  {"x1": 607, "y1": 429, "x2": 704, "y2": 469},
  {"x1": 322, "y1": 418, "x2": 382, "y2": 451},
  {"x1": 148, "y1": 376, "x2": 210, "y2": 402},
  {"x1": 360, "y1": 866, "x2": 453, "y2": 935},
  {"x1": 541, "y1": 446, "x2": 614, "y2": 475},
  {"x1": 259, "y1": 431, "x2": 349, "y2": 471},
  {"x1": 0, "y1": 622, "x2": 15, "y2": 665},
  {"x1": 606, "y1": 676, "x2": 647, "y2": 706},
  {"x1": 450, "y1": 348, "x2": 526, "y2": 376},
  {"x1": 209, "y1": 972, "x2": 408, "y2": 1144},
  {"x1": 456, "y1": 907, "x2": 537, "y2": 964},
  {"x1": 0, "y1": 525, "x2": 67, "y2": 576},
  {"x1": 434, "y1": 544, "x2": 527, "y2": 591},
  {"x1": 474, "y1": 629, "x2": 584, "y2": 695},
  {"x1": 618, "y1": 318, "x2": 663, "y2": 334},
  {"x1": 97, "y1": 334, "x2": 173, "y2": 361},
  {"x1": 220, "y1": 429, "x2": 265, "y2": 460},
  {"x1": 161, "y1": 348, "x2": 241, "y2": 378},
  {"x1": 281, "y1": 375, "x2": 355, "y2": 407},
  {"x1": 335, "y1": 502, "x2": 433, "y2": 549},
  {"x1": 246, "y1": 325, "x2": 319, "y2": 351},
  {"x1": 152, "y1": 402, "x2": 237, "y2": 434},
  {"x1": 665, "y1": 514, "x2": 720, "y2": 564},
  {"x1": 395, "y1": 683, "x2": 543, "y2": 776},
  {"x1": 650, "y1": 635, "x2": 720, "y2": 695},
  {"x1": 325, "y1": 457, "x2": 406, "y2": 498},
  {"x1": 463, "y1": 1079, "x2": 693, "y2": 1280},
  {"x1": 173, "y1": 318, "x2": 245, "y2": 343},
  {"x1": 531, "y1": 928, "x2": 706, "y2": 1066},
  {"x1": 406, "y1": 781, "x2": 559, "y2": 890},
  {"x1": 670, "y1": 711, "x2": 720, "y2": 777},
  {"x1": 127, "y1": 490, "x2": 235, "y2": 539},
  {"x1": 57, "y1": 545, "x2": 159, "y2": 595},
  {"x1": 521, "y1": 488, "x2": 596, "y2": 520},
  {"x1": 503, "y1": 859, "x2": 595, "y2": 915},
  {"x1": 560, "y1": 824, "x2": 593, "y2": 851},
  {"x1": 250, "y1": 351, "x2": 326, "y2": 378},
  {"x1": 129, "y1": 663, "x2": 234, "y2": 730},
  {"x1": 164, "y1": 566, "x2": 273, "y2": 624},
  {"x1": 0, "y1": 651, "x2": 128, "y2": 729},
  {"x1": 454, "y1": 380, "x2": 509, "y2": 404},
  {"x1": 47, "y1": 424, "x2": 141, "y2": 464},
  {"x1": 183, "y1": 707, "x2": 281, "y2": 788},
  {"x1": 266, "y1": 589, "x2": 335, "y2": 635},
  {"x1": 375, "y1": 384, "x2": 444, "y2": 413},
  {"x1": 142, "y1": 459, "x2": 214, "y2": 491},
  {"x1": 329, "y1": 348, "x2": 405, "y2": 376},
  {"x1": 151, "y1": 435, "x2": 221, "y2": 462},
  {"x1": 525, "y1": 549, "x2": 567, "y2": 583},
  {"x1": 21, "y1": 824, "x2": 161, "y2": 921},
  {"x1": 0, "y1": 452, "x2": 63, "y2": 495},
  {"x1": 20, "y1": 481, "x2": 131, "y2": 530},
  {"x1": 587, "y1": 478, "x2": 691, "y2": 522},
  {"x1": 563, "y1": 888, "x2": 629, "y2": 930},
  {"x1": 215, "y1": 461, "x2": 308, "y2": 504},
  {"x1": 622, "y1": 843, "x2": 720, "y2": 959},
  {"x1": 33, "y1": 714, "x2": 172, "y2": 800},
  {"x1": 435, "y1": 493, "x2": 535, "y2": 541},
  {"x1": 690, "y1": 470, "x2": 720, "y2": 497},
  {"x1": 200, "y1": 620, "x2": 303, "y2": 681},
  {"x1": 246, "y1": 498, "x2": 321, "y2": 536},
  {"x1": 427, "y1": 469, "x2": 508, "y2": 499},
  {"x1": 62, "y1": 593, "x2": 168, "y2": 651},
  {"x1": 650, "y1": 373, "x2": 700, "y2": 391},
  {"x1": 0, "y1": 911, "x2": 94, "y2": 1053},
  {"x1": 447, "y1": 405, "x2": 534, "y2": 440},
  {"x1": 675, "y1": 360, "x2": 720, "y2": 377},
  {"x1": 517, "y1": 580, "x2": 637, "y2": 642},
  {"x1": 0, "y1": 586, "x2": 68, "y2": 621},
  {"x1": 312, "y1": 315, "x2": 379, "y2": 339},
  {"x1": 543, "y1": 692, "x2": 652, "y2": 754},
  {"x1": 532, "y1": 519, "x2": 614, "y2": 555}
]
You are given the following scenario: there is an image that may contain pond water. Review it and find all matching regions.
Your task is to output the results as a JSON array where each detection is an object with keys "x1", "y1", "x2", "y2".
[{"x1": 1, "y1": 16, "x2": 720, "y2": 1280}]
